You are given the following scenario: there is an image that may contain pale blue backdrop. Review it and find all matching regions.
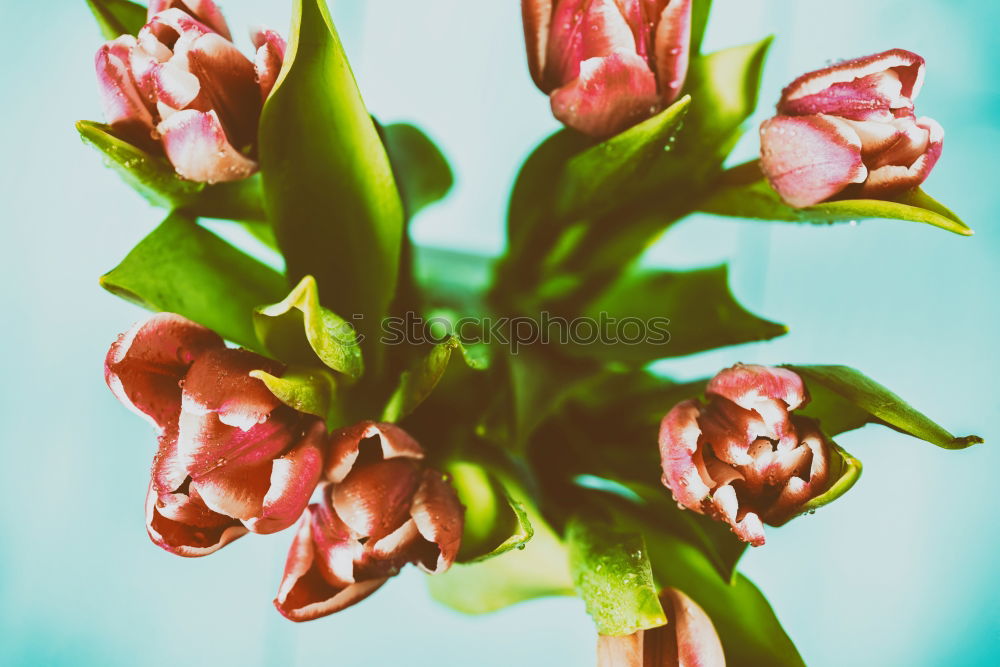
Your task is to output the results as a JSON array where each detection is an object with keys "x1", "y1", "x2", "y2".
[{"x1": 0, "y1": 1, "x2": 997, "y2": 665}]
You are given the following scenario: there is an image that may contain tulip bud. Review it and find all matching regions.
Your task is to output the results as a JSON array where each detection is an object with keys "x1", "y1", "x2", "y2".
[
  {"x1": 597, "y1": 588, "x2": 726, "y2": 666},
  {"x1": 274, "y1": 422, "x2": 464, "y2": 621},
  {"x1": 522, "y1": 0, "x2": 693, "y2": 138},
  {"x1": 106, "y1": 314, "x2": 324, "y2": 556},
  {"x1": 658, "y1": 364, "x2": 832, "y2": 546},
  {"x1": 93, "y1": 0, "x2": 285, "y2": 183},
  {"x1": 759, "y1": 49, "x2": 943, "y2": 207}
]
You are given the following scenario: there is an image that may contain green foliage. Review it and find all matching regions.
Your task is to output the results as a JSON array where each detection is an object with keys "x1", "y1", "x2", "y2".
[
  {"x1": 100, "y1": 214, "x2": 285, "y2": 350},
  {"x1": 248, "y1": 366, "x2": 348, "y2": 429},
  {"x1": 382, "y1": 337, "x2": 488, "y2": 422},
  {"x1": 381, "y1": 123, "x2": 454, "y2": 217},
  {"x1": 86, "y1": 0, "x2": 146, "y2": 39},
  {"x1": 258, "y1": 0, "x2": 404, "y2": 344},
  {"x1": 447, "y1": 463, "x2": 535, "y2": 562}
]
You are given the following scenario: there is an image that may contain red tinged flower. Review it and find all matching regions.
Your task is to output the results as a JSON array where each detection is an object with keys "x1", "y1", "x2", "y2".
[
  {"x1": 106, "y1": 313, "x2": 324, "y2": 556},
  {"x1": 759, "y1": 49, "x2": 943, "y2": 207},
  {"x1": 522, "y1": 0, "x2": 693, "y2": 138},
  {"x1": 597, "y1": 588, "x2": 726, "y2": 666},
  {"x1": 658, "y1": 364, "x2": 832, "y2": 547},
  {"x1": 93, "y1": 0, "x2": 287, "y2": 183},
  {"x1": 274, "y1": 422, "x2": 464, "y2": 622}
]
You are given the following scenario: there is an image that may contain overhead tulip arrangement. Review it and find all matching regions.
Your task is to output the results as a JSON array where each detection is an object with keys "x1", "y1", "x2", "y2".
[{"x1": 84, "y1": 0, "x2": 982, "y2": 664}]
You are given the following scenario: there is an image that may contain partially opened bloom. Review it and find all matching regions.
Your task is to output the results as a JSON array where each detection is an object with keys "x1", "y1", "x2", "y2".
[
  {"x1": 94, "y1": 0, "x2": 286, "y2": 182},
  {"x1": 274, "y1": 422, "x2": 464, "y2": 622},
  {"x1": 597, "y1": 588, "x2": 726, "y2": 666},
  {"x1": 522, "y1": 0, "x2": 693, "y2": 138},
  {"x1": 659, "y1": 364, "x2": 832, "y2": 546},
  {"x1": 760, "y1": 49, "x2": 943, "y2": 207},
  {"x1": 105, "y1": 313, "x2": 324, "y2": 556}
]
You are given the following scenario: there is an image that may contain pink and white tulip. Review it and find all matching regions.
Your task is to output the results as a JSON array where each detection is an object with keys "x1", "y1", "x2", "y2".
[
  {"x1": 597, "y1": 588, "x2": 726, "y2": 666},
  {"x1": 658, "y1": 364, "x2": 832, "y2": 547},
  {"x1": 93, "y1": 0, "x2": 286, "y2": 183},
  {"x1": 760, "y1": 49, "x2": 943, "y2": 207},
  {"x1": 522, "y1": 0, "x2": 693, "y2": 138},
  {"x1": 274, "y1": 421, "x2": 464, "y2": 622},
  {"x1": 105, "y1": 313, "x2": 324, "y2": 556}
]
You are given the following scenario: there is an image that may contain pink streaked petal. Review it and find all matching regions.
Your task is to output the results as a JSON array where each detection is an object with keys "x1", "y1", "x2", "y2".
[
  {"x1": 545, "y1": 0, "x2": 636, "y2": 88},
  {"x1": 867, "y1": 116, "x2": 930, "y2": 169},
  {"x1": 142, "y1": 8, "x2": 213, "y2": 58},
  {"x1": 331, "y1": 459, "x2": 423, "y2": 540},
  {"x1": 652, "y1": 0, "x2": 692, "y2": 104},
  {"x1": 760, "y1": 114, "x2": 867, "y2": 208},
  {"x1": 409, "y1": 469, "x2": 465, "y2": 573},
  {"x1": 244, "y1": 420, "x2": 326, "y2": 534},
  {"x1": 145, "y1": 480, "x2": 246, "y2": 557},
  {"x1": 105, "y1": 313, "x2": 222, "y2": 432},
  {"x1": 154, "y1": 57, "x2": 202, "y2": 109},
  {"x1": 658, "y1": 400, "x2": 713, "y2": 508},
  {"x1": 707, "y1": 363, "x2": 807, "y2": 416},
  {"x1": 129, "y1": 45, "x2": 163, "y2": 112},
  {"x1": 191, "y1": 457, "x2": 272, "y2": 520},
  {"x1": 779, "y1": 70, "x2": 910, "y2": 122},
  {"x1": 311, "y1": 492, "x2": 365, "y2": 585},
  {"x1": 275, "y1": 577, "x2": 386, "y2": 623},
  {"x1": 661, "y1": 588, "x2": 727, "y2": 667},
  {"x1": 181, "y1": 347, "x2": 284, "y2": 429},
  {"x1": 698, "y1": 398, "x2": 763, "y2": 466},
  {"x1": 550, "y1": 51, "x2": 661, "y2": 138},
  {"x1": 148, "y1": 0, "x2": 232, "y2": 41},
  {"x1": 253, "y1": 30, "x2": 286, "y2": 100},
  {"x1": 186, "y1": 32, "x2": 261, "y2": 149},
  {"x1": 325, "y1": 421, "x2": 425, "y2": 483},
  {"x1": 860, "y1": 117, "x2": 943, "y2": 196},
  {"x1": 779, "y1": 48, "x2": 925, "y2": 111},
  {"x1": 596, "y1": 633, "x2": 643, "y2": 667},
  {"x1": 95, "y1": 36, "x2": 156, "y2": 142},
  {"x1": 158, "y1": 109, "x2": 257, "y2": 182},
  {"x1": 710, "y1": 485, "x2": 766, "y2": 546},
  {"x1": 522, "y1": 0, "x2": 553, "y2": 90}
]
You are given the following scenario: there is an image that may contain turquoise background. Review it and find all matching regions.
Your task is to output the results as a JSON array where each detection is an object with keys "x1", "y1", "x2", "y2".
[{"x1": 0, "y1": 0, "x2": 997, "y2": 665}]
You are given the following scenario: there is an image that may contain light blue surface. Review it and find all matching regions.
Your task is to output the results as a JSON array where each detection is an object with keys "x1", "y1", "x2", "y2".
[{"x1": 0, "y1": 1, "x2": 997, "y2": 665}]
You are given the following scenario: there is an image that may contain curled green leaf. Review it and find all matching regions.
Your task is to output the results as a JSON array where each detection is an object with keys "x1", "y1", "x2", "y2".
[
  {"x1": 248, "y1": 366, "x2": 345, "y2": 428},
  {"x1": 381, "y1": 123, "x2": 454, "y2": 217},
  {"x1": 86, "y1": 0, "x2": 146, "y2": 40},
  {"x1": 382, "y1": 336, "x2": 488, "y2": 422},
  {"x1": 447, "y1": 463, "x2": 534, "y2": 563},
  {"x1": 566, "y1": 517, "x2": 666, "y2": 636},
  {"x1": 788, "y1": 365, "x2": 984, "y2": 449},
  {"x1": 254, "y1": 276, "x2": 364, "y2": 381}
]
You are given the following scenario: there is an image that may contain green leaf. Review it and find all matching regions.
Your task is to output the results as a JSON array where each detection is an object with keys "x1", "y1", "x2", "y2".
[
  {"x1": 555, "y1": 96, "x2": 692, "y2": 222},
  {"x1": 86, "y1": 0, "x2": 147, "y2": 39},
  {"x1": 77, "y1": 121, "x2": 268, "y2": 222},
  {"x1": 254, "y1": 275, "x2": 364, "y2": 380},
  {"x1": 641, "y1": 528, "x2": 805, "y2": 667},
  {"x1": 428, "y1": 492, "x2": 573, "y2": 614},
  {"x1": 259, "y1": 0, "x2": 404, "y2": 344},
  {"x1": 248, "y1": 366, "x2": 347, "y2": 428},
  {"x1": 700, "y1": 162, "x2": 973, "y2": 236},
  {"x1": 690, "y1": 0, "x2": 714, "y2": 55},
  {"x1": 573, "y1": 266, "x2": 786, "y2": 362},
  {"x1": 382, "y1": 336, "x2": 487, "y2": 422},
  {"x1": 381, "y1": 123, "x2": 454, "y2": 217},
  {"x1": 100, "y1": 214, "x2": 286, "y2": 350},
  {"x1": 446, "y1": 463, "x2": 534, "y2": 562},
  {"x1": 788, "y1": 365, "x2": 984, "y2": 449},
  {"x1": 565, "y1": 517, "x2": 666, "y2": 636},
  {"x1": 786, "y1": 443, "x2": 862, "y2": 521}
]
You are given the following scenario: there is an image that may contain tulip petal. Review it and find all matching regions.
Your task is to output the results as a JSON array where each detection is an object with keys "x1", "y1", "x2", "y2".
[
  {"x1": 653, "y1": 0, "x2": 692, "y2": 105},
  {"x1": 596, "y1": 633, "x2": 643, "y2": 667},
  {"x1": 779, "y1": 48, "x2": 925, "y2": 118},
  {"x1": 180, "y1": 347, "x2": 285, "y2": 431},
  {"x1": 759, "y1": 114, "x2": 867, "y2": 208},
  {"x1": 140, "y1": 8, "x2": 213, "y2": 64},
  {"x1": 660, "y1": 588, "x2": 727, "y2": 667},
  {"x1": 158, "y1": 109, "x2": 257, "y2": 183},
  {"x1": 244, "y1": 420, "x2": 326, "y2": 534},
  {"x1": 550, "y1": 51, "x2": 661, "y2": 138},
  {"x1": 522, "y1": 0, "x2": 553, "y2": 90},
  {"x1": 253, "y1": 29, "x2": 287, "y2": 100},
  {"x1": 146, "y1": 482, "x2": 247, "y2": 556},
  {"x1": 275, "y1": 507, "x2": 386, "y2": 622},
  {"x1": 186, "y1": 32, "x2": 262, "y2": 149},
  {"x1": 658, "y1": 400, "x2": 714, "y2": 508},
  {"x1": 546, "y1": 0, "x2": 637, "y2": 87},
  {"x1": 95, "y1": 36, "x2": 156, "y2": 145},
  {"x1": 706, "y1": 362, "x2": 806, "y2": 420},
  {"x1": 105, "y1": 313, "x2": 223, "y2": 432},
  {"x1": 331, "y1": 459, "x2": 423, "y2": 540},
  {"x1": 148, "y1": 0, "x2": 233, "y2": 41},
  {"x1": 409, "y1": 469, "x2": 465, "y2": 573},
  {"x1": 860, "y1": 117, "x2": 943, "y2": 196},
  {"x1": 325, "y1": 421, "x2": 424, "y2": 483}
]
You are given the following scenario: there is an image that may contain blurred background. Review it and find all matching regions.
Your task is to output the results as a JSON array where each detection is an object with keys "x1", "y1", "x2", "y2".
[{"x1": 0, "y1": 0, "x2": 997, "y2": 664}]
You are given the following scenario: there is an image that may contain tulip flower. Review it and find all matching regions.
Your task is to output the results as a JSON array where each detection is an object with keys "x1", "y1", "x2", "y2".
[
  {"x1": 274, "y1": 421, "x2": 464, "y2": 622},
  {"x1": 522, "y1": 0, "x2": 693, "y2": 138},
  {"x1": 597, "y1": 588, "x2": 726, "y2": 666},
  {"x1": 105, "y1": 313, "x2": 324, "y2": 556},
  {"x1": 658, "y1": 364, "x2": 832, "y2": 546},
  {"x1": 93, "y1": 0, "x2": 286, "y2": 183},
  {"x1": 759, "y1": 49, "x2": 944, "y2": 207}
]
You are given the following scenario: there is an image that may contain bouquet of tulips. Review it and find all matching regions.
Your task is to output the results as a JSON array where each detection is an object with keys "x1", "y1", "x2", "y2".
[{"x1": 85, "y1": 0, "x2": 982, "y2": 664}]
